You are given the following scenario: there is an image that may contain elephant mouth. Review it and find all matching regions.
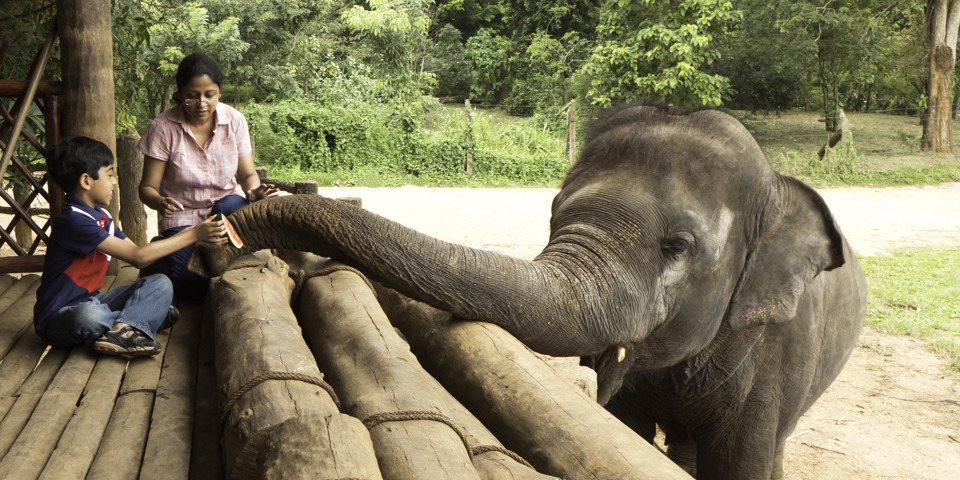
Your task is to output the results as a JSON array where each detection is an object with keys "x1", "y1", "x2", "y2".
[{"x1": 582, "y1": 344, "x2": 634, "y2": 405}]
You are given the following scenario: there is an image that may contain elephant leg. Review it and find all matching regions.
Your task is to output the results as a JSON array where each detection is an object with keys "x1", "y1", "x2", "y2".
[
  {"x1": 666, "y1": 439, "x2": 697, "y2": 477},
  {"x1": 769, "y1": 441, "x2": 785, "y2": 480},
  {"x1": 695, "y1": 412, "x2": 780, "y2": 480}
]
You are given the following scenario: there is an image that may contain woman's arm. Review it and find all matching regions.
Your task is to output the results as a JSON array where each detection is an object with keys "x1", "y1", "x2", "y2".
[
  {"x1": 236, "y1": 152, "x2": 278, "y2": 201},
  {"x1": 139, "y1": 156, "x2": 183, "y2": 217}
]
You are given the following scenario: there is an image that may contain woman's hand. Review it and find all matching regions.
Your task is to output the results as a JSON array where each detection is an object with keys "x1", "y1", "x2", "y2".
[
  {"x1": 246, "y1": 183, "x2": 281, "y2": 202},
  {"x1": 159, "y1": 197, "x2": 185, "y2": 218},
  {"x1": 194, "y1": 215, "x2": 228, "y2": 246}
]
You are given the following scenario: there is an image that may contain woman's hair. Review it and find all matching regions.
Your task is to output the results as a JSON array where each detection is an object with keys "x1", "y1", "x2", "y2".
[{"x1": 175, "y1": 52, "x2": 224, "y2": 91}]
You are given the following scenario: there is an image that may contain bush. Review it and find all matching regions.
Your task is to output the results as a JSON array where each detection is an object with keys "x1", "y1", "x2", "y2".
[
  {"x1": 245, "y1": 101, "x2": 571, "y2": 186},
  {"x1": 247, "y1": 100, "x2": 406, "y2": 173}
]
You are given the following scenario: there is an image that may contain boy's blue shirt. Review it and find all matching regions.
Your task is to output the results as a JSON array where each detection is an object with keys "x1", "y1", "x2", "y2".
[{"x1": 34, "y1": 196, "x2": 127, "y2": 336}]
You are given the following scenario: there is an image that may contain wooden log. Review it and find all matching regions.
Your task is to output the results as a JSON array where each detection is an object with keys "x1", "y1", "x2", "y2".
[
  {"x1": 375, "y1": 288, "x2": 693, "y2": 480},
  {"x1": 39, "y1": 356, "x2": 127, "y2": 480},
  {"x1": 0, "y1": 332, "x2": 48, "y2": 417},
  {"x1": 140, "y1": 301, "x2": 202, "y2": 479},
  {"x1": 86, "y1": 329, "x2": 170, "y2": 480},
  {"x1": 0, "y1": 274, "x2": 15, "y2": 294},
  {"x1": 0, "y1": 348, "x2": 96, "y2": 479},
  {"x1": 297, "y1": 263, "x2": 482, "y2": 480},
  {"x1": 189, "y1": 299, "x2": 223, "y2": 480},
  {"x1": 0, "y1": 274, "x2": 39, "y2": 320},
  {"x1": 212, "y1": 251, "x2": 379, "y2": 480},
  {"x1": 0, "y1": 347, "x2": 70, "y2": 460},
  {"x1": 0, "y1": 275, "x2": 40, "y2": 362},
  {"x1": 290, "y1": 256, "x2": 557, "y2": 480}
]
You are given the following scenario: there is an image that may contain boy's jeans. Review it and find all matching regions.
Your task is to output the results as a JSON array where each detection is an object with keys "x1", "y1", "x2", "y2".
[
  {"x1": 41, "y1": 273, "x2": 173, "y2": 348},
  {"x1": 156, "y1": 194, "x2": 249, "y2": 301}
]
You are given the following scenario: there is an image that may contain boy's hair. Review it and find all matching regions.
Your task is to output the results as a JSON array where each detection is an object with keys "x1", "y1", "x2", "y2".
[
  {"x1": 45, "y1": 136, "x2": 114, "y2": 193},
  {"x1": 175, "y1": 52, "x2": 224, "y2": 91}
]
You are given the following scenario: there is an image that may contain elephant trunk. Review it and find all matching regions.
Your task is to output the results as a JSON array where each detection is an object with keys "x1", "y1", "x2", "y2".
[{"x1": 190, "y1": 195, "x2": 616, "y2": 357}]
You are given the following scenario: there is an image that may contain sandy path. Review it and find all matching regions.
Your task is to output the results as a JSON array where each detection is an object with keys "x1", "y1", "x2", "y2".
[{"x1": 317, "y1": 182, "x2": 960, "y2": 259}]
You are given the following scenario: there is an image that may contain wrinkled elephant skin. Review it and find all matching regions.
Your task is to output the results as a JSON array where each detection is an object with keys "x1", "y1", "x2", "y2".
[{"x1": 189, "y1": 103, "x2": 866, "y2": 480}]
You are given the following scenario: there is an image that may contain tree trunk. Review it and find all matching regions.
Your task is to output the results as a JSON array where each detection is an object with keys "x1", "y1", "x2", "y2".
[
  {"x1": 921, "y1": 0, "x2": 960, "y2": 152},
  {"x1": 116, "y1": 128, "x2": 148, "y2": 245},
  {"x1": 58, "y1": 0, "x2": 119, "y2": 272},
  {"x1": 818, "y1": 54, "x2": 835, "y2": 132}
]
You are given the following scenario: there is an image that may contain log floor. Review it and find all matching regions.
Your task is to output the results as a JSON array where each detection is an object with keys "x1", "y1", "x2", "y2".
[{"x1": 0, "y1": 264, "x2": 224, "y2": 479}]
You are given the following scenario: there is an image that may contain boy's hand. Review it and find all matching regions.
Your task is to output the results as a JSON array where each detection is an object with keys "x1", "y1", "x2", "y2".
[
  {"x1": 195, "y1": 215, "x2": 228, "y2": 245},
  {"x1": 160, "y1": 197, "x2": 184, "y2": 218}
]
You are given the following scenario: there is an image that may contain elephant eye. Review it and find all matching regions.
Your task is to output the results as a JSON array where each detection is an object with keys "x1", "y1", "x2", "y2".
[{"x1": 662, "y1": 233, "x2": 694, "y2": 258}]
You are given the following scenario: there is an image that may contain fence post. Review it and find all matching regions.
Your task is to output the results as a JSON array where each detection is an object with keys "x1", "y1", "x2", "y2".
[
  {"x1": 567, "y1": 99, "x2": 577, "y2": 166},
  {"x1": 464, "y1": 99, "x2": 474, "y2": 175}
]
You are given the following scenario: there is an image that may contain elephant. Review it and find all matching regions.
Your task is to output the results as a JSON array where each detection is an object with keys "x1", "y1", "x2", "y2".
[{"x1": 188, "y1": 103, "x2": 867, "y2": 480}]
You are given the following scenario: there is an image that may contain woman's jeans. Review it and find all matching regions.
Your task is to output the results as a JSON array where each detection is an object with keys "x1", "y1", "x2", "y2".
[
  {"x1": 156, "y1": 194, "x2": 249, "y2": 301},
  {"x1": 41, "y1": 273, "x2": 173, "y2": 348}
]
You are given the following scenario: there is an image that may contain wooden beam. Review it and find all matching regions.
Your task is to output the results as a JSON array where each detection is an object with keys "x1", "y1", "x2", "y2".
[{"x1": 0, "y1": 80, "x2": 62, "y2": 98}]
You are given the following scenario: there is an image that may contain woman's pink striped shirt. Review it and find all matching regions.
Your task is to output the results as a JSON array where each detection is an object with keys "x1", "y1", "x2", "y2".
[{"x1": 138, "y1": 103, "x2": 251, "y2": 231}]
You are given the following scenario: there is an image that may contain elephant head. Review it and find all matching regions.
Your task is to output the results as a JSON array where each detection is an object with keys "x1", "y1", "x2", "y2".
[{"x1": 188, "y1": 103, "x2": 847, "y2": 405}]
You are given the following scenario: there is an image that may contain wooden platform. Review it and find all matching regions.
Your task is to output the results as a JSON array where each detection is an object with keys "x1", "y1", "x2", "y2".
[{"x1": 0, "y1": 264, "x2": 224, "y2": 479}]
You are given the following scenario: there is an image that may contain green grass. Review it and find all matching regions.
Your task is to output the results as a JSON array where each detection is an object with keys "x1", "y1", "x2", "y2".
[
  {"x1": 736, "y1": 110, "x2": 960, "y2": 187},
  {"x1": 860, "y1": 248, "x2": 960, "y2": 375}
]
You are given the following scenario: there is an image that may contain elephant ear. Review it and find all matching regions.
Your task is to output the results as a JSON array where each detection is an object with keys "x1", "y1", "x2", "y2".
[{"x1": 726, "y1": 177, "x2": 845, "y2": 330}]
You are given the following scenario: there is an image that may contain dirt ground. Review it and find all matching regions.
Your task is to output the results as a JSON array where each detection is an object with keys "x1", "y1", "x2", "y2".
[
  {"x1": 314, "y1": 183, "x2": 960, "y2": 480},
  {"x1": 4, "y1": 183, "x2": 959, "y2": 478}
]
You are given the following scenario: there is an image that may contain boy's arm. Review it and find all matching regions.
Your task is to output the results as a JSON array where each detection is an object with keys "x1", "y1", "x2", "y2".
[{"x1": 96, "y1": 217, "x2": 227, "y2": 269}]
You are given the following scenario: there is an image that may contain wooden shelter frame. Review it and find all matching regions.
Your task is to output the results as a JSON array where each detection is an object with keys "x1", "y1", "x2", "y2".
[{"x1": 0, "y1": 25, "x2": 65, "y2": 274}]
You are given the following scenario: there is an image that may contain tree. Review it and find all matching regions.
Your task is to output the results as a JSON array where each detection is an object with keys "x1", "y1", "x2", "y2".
[
  {"x1": 111, "y1": 0, "x2": 248, "y2": 129},
  {"x1": 340, "y1": 0, "x2": 435, "y2": 99},
  {"x1": 582, "y1": 0, "x2": 741, "y2": 108},
  {"x1": 921, "y1": 0, "x2": 960, "y2": 152},
  {"x1": 711, "y1": 0, "x2": 813, "y2": 111}
]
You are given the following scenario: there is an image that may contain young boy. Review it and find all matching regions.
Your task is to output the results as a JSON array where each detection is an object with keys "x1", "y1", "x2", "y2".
[{"x1": 34, "y1": 136, "x2": 227, "y2": 357}]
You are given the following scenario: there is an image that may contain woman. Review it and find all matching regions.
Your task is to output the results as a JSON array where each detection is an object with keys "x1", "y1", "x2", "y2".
[{"x1": 138, "y1": 52, "x2": 278, "y2": 301}]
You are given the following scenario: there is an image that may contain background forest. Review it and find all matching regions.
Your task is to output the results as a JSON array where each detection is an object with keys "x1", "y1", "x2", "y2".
[{"x1": 3, "y1": 0, "x2": 960, "y2": 187}]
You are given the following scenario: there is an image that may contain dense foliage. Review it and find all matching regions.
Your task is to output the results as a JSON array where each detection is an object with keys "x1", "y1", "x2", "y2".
[{"x1": 1, "y1": 0, "x2": 956, "y2": 186}]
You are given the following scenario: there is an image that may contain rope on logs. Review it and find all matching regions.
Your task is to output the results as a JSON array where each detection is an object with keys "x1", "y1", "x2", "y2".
[
  {"x1": 220, "y1": 370, "x2": 342, "y2": 428},
  {"x1": 224, "y1": 258, "x2": 535, "y2": 472},
  {"x1": 361, "y1": 409, "x2": 534, "y2": 470}
]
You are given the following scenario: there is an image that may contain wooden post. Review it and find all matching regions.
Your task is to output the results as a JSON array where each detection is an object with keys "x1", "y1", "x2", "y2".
[
  {"x1": 13, "y1": 185, "x2": 32, "y2": 250},
  {"x1": 58, "y1": 0, "x2": 119, "y2": 273},
  {"x1": 375, "y1": 287, "x2": 693, "y2": 480},
  {"x1": 44, "y1": 95, "x2": 64, "y2": 222},
  {"x1": 464, "y1": 99, "x2": 474, "y2": 175},
  {"x1": 567, "y1": 99, "x2": 577, "y2": 166},
  {"x1": 211, "y1": 252, "x2": 380, "y2": 479},
  {"x1": 116, "y1": 128, "x2": 148, "y2": 245}
]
